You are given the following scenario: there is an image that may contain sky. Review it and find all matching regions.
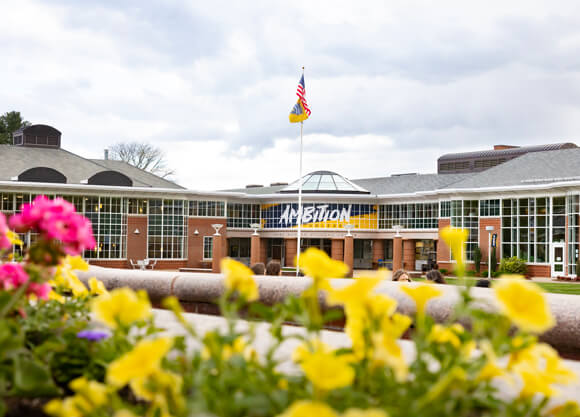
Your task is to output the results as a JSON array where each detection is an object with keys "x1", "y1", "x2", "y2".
[{"x1": 2, "y1": 1, "x2": 580, "y2": 191}]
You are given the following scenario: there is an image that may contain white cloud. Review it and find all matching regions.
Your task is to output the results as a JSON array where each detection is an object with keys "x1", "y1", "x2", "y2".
[{"x1": 2, "y1": 0, "x2": 580, "y2": 189}]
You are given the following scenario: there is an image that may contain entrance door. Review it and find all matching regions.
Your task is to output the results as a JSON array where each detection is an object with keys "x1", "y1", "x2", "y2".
[
  {"x1": 551, "y1": 243, "x2": 565, "y2": 277},
  {"x1": 354, "y1": 240, "x2": 373, "y2": 269}
]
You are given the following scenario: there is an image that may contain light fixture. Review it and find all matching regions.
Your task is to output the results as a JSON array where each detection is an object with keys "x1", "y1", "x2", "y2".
[
  {"x1": 193, "y1": 229, "x2": 199, "y2": 236},
  {"x1": 486, "y1": 225, "x2": 495, "y2": 279},
  {"x1": 134, "y1": 228, "x2": 140, "y2": 235},
  {"x1": 211, "y1": 224, "x2": 223, "y2": 236},
  {"x1": 393, "y1": 225, "x2": 403, "y2": 237},
  {"x1": 344, "y1": 224, "x2": 355, "y2": 236},
  {"x1": 250, "y1": 223, "x2": 260, "y2": 236}
]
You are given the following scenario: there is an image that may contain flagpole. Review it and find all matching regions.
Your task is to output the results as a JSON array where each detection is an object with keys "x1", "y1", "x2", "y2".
[{"x1": 295, "y1": 66, "x2": 305, "y2": 277}]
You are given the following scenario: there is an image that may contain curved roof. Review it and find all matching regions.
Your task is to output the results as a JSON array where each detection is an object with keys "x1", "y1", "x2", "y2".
[
  {"x1": 438, "y1": 143, "x2": 577, "y2": 161},
  {"x1": 279, "y1": 171, "x2": 370, "y2": 194}
]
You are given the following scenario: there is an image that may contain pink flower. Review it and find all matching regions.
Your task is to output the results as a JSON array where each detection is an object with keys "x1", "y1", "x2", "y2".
[
  {"x1": 27, "y1": 282, "x2": 51, "y2": 300},
  {"x1": 0, "y1": 263, "x2": 29, "y2": 290},
  {"x1": 0, "y1": 213, "x2": 11, "y2": 250},
  {"x1": 9, "y1": 196, "x2": 96, "y2": 256}
]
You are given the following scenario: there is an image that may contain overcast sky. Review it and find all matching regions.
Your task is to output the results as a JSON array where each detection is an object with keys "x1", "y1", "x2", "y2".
[{"x1": 2, "y1": 1, "x2": 580, "y2": 190}]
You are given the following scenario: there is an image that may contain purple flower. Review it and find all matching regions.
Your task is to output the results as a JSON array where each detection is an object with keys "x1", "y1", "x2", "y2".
[{"x1": 76, "y1": 329, "x2": 110, "y2": 342}]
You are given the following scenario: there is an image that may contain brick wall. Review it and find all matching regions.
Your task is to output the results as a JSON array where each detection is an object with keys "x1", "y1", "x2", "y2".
[
  {"x1": 527, "y1": 265, "x2": 551, "y2": 278},
  {"x1": 437, "y1": 219, "x2": 451, "y2": 265},
  {"x1": 331, "y1": 239, "x2": 344, "y2": 262},
  {"x1": 372, "y1": 239, "x2": 384, "y2": 267},
  {"x1": 187, "y1": 218, "x2": 227, "y2": 268},
  {"x1": 285, "y1": 238, "x2": 297, "y2": 267},
  {"x1": 403, "y1": 239, "x2": 416, "y2": 271}
]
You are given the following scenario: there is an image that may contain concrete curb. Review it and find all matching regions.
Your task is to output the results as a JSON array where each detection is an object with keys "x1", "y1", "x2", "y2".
[{"x1": 77, "y1": 267, "x2": 580, "y2": 359}]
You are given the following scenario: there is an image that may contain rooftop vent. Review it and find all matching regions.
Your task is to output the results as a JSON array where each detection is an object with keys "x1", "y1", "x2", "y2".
[
  {"x1": 270, "y1": 182, "x2": 288, "y2": 186},
  {"x1": 494, "y1": 145, "x2": 520, "y2": 150},
  {"x1": 391, "y1": 173, "x2": 419, "y2": 177},
  {"x1": 245, "y1": 184, "x2": 263, "y2": 189}
]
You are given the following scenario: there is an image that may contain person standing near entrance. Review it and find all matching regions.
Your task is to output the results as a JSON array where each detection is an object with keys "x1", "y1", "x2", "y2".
[{"x1": 266, "y1": 260, "x2": 282, "y2": 276}]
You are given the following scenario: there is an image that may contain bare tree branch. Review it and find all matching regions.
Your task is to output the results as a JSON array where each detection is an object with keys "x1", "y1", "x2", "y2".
[{"x1": 108, "y1": 142, "x2": 175, "y2": 179}]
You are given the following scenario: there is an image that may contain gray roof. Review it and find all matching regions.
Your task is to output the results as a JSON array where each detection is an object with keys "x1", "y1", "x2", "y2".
[
  {"x1": 438, "y1": 143, "x2": 577, "y2": 161},
  {"x1": 0, "y1": 145, "x2": 183, "y2": 189},
  {"x1": 352, "y1": 173, "x2": 474, "y2": 195},
  {"x1": 441, "y1": 148, "x2": 580, "y2": 189},
  {"x1": 90, "y1": 159, "x2": 184, "y2": 189},
  {"x1": 223, "y1": 185, "x2": 287, "y2": 195}
]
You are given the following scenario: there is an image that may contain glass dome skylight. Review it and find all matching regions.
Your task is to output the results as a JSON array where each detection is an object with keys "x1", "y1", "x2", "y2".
[{"x1": 279, "y1": 171, "x2": 370, "y2": 194}]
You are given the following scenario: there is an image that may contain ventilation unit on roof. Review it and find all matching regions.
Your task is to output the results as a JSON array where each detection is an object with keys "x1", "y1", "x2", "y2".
[
  {"x1": 270, "y1": 182, "x2": 288, "y2": 186},
  {"x1": 245, "y1": 184, "x2": 263, "y2": 188},
  {"x1": 391, "y1": 173, "x2": 419, "y2": 177}
]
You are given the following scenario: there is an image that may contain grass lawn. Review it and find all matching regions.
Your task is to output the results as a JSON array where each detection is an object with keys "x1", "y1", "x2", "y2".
[{"x1": 413, "y1": 277, "x2": 580, "y2": 295}]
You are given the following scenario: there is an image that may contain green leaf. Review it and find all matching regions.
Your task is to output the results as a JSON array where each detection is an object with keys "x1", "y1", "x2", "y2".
[
  {"x1": 322, "y1": 309, "x2": 344, "y2": 324},
  {"x1": 12, "y1": 355, "x2": 60, "y2": 396},
  {"x1": 249, "y1": 303, "x2": 274, "y2": 321},
  {"x1": 0, "y1": 398, "x2": 5, "y2": 417}
]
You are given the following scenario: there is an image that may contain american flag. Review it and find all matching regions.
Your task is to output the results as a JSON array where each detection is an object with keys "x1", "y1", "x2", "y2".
[{"x1": 296, "y1": 75, "x2": 311, "y2": 116}]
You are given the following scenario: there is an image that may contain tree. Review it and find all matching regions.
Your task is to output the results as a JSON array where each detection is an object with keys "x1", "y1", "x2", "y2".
[
  {"x1": 108, "y1": 142, "x2": 175, "y2": 179},
  {"x1": 0, "y1": 111, "x2": 30, "y2": 144}
]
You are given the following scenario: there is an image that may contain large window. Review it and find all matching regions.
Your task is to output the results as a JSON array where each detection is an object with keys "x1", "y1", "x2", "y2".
[
  {"x1": 501, "y1": 197, "x2": 549, "y2": 263},
  {"x1": 148, "y1": 199, "x2": 187, "y2": 259},
  {"x1": 568, "y1": 195, "x2": 580, "y2": 274},
  {"x1": 84, "y1": 197, "x2": 127, "y2": 259},
  {"x1": 552, "y1": 196, "x2": 566, "y2": 243},
  {"x1": 439, "y1": 201, "x2": 451, "y2": 218},
  {"x1": 128, "y1": 198, "x2": 148, "y2": 214},
  {"x1": 450, "y1": 200, "x2": 479, "y2": 261},
  {"x1": 378, "y1": 202, "x2": 439, "y2": 229},
  {"x1": 227, "y1": 203, "x2": 260, "y2": 228},
  {"x1": 203, "y1": 236, "x2": 213, "y2": 260},
  {"x1": 480, "y1": 199, "x2": 500, "y2": 217},
  {"x1": 189, "y1": 200, "x2": 225, "y2": 217}
]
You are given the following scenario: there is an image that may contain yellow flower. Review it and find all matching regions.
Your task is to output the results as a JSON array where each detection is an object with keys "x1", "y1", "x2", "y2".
[
  {"x1": 400, "y1": 284, "x2": 442, "y2": 316},
  {"x1": 428, "y1": 324, "x2": 462, "y2": 348},
  {"x1": 296, "y1": 247, "x2": 349, "y2": 290},
  {"x1": 107, "y1": 337, "x2": 173, "y2": 387},
  {"x1": 327, "y1": 270, "x2": 389, "y2": 306},
  {"x1": 296, "y1": 341, "x2": 355, "y2": 391},
  {"x1": 544, "y1": 401, "x2": 580, "y2": 417},
  {"x1": 381, "y1": 313, "x2": 412, "y2": 340},
  {"x1": 69, "y1": 377, "x2": 108, "y2": 407},
  {"x1": 91, "y1": 287, "x2": 152, "y2": 329},
  {"x1": 516, "y1": 365, "x2": 557, "y2": 398},
  {"x1": 7, "y1": 230, "x2": 23, "y2": 246},
  {"x1": 343, "y1": 409, "x2": 389, "y2": 417},
  {"x1": 372, "y1": 334, "x2": 408, "y2": 382},
  {"x1": 476, "y1": 341, "x2": 505, "y2": 382},
  {"x1": 221, "y1": 257, "x2": 259, "y2": 301},
  {"x1": 440, "y1": 226, "x2": 469, "y2": 276},
  {"x1": 493, "y1": 276, "x2": 555, "y2": 333},
  {"x1": 44, "y1": 398, "x2": 83, "y2": 417},
  {"x1": 278, "y1": 378, "x2": 289, "y2": 390},
  {"x1": 48, "y1": 290, "x2": 66, "y2": 303},
  {"x1": 88, "y1": 277, "x2": 108, "y2": 296},
  {"x1": 277, "y1": 401, "x2": 339, "y2": 417},
  {"x1": 509, "y1": 343, "x2": 576, "y2": 385},
  {"x1": 66, "y1": 255, "x2": 90, "y2": 271},
  {"x1": 130, "y1": 369, "x2": 182, "y2": 401}
]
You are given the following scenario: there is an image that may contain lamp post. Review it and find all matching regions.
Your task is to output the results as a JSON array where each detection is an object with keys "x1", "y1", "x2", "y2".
[{"x1": 486, "y1": 225, "x2": 495, "y2": 279}]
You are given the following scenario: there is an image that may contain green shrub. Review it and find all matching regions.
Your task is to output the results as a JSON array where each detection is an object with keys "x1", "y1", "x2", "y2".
[
  {"x1": 473, "y1": 246, "x2": 482, "y2": 274},
  {"x1": 466, "y1": 270, "x2": 477, "y2": 277},
  {"x1": 439, "y1": 268, "x2": 448, "y2": 275},
  {"x1": 499, "y1": 257, "x2": 528, "y2": 275}
]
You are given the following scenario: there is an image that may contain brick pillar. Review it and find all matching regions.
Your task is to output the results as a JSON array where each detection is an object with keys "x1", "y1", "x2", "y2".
[
  {"x1": 372, "y1": 239, "x2": 384, "y2": 269},
  {"x1": 285, "y1": 238, "x2": 297, "y2": 267},
  {"x1": 344, "y1": 235, "x2": 354, "y2": 277},
  {"x1": 212, "y1": 233, "x2": 224, "y2": 273},
  {"x1": 331, "y1": 239, "x2": 344, "y2": 262},
  {"x1": 393, "y1": 236, "x2": 403, "y2": 271},
  {"x1": 259, "y1": 238, "x2": 268, "y2": 264},
  {"x1": 250, "y1": 234, "x2": 261, "y2": 265},
  {"x1": 403, "y1": 239, "x2": 416, "y2": 271}
]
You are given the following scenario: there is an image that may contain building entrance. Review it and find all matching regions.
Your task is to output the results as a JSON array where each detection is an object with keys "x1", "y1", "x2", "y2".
[
  {"x1": 551, "y1": 243, "x2": 565, "y2": 277},
  {"x1": 267, "y1": 238, "x2": 285, "y2": 266},
  {"x1": 227, "y1": 238, "x2": 251, "y2": 265},
  {"x1": 354, "y1": 239, "x2": 373, "y2": 269}
]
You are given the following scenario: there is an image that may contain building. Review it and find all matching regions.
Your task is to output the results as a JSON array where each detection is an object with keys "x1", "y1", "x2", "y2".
[{"x1": 2, "y1": 124, "x2": 580, "y2": 278}]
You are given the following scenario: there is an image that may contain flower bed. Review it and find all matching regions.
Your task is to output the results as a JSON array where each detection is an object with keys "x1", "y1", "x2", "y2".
[{"x1": 0, "y1": 198, "x2": 579, "y2": 417}]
